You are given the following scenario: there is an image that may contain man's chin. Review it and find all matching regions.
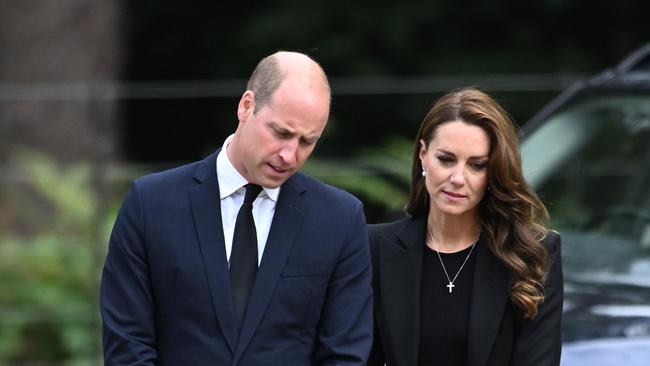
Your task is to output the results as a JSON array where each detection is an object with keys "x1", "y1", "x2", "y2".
[{"x1": 258, "y1": 174, "x2": 290, "y2": 189}]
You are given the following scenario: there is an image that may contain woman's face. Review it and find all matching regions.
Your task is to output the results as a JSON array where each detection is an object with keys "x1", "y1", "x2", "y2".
[{"x1": 419, "y1": 120, "x2": 490, "y2": 218}]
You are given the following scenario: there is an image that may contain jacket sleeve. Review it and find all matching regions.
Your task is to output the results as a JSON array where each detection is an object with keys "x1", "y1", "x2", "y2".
[
  {"x1": 100, "y1": 183, "x2": 158, "y2": 365},
  {"x1": 312, "y1": 200, "x2": 374, "y2": 366},
  {"x1": 367, "y1": 227, "x2": 386, "y2": 366},
  {"x1": 511, "y1": 231, "x2": 564, "y2": 366}
]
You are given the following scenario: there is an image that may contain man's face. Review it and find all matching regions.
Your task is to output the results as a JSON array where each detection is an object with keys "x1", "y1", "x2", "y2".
[{"x1": 230, "y1": 78, "x2": 330, "y2": 188}]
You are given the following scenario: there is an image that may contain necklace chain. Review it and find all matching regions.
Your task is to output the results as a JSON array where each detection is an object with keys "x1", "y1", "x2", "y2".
[{"x1": 427, "y1": 229, "x2": 478, "y2": 294}]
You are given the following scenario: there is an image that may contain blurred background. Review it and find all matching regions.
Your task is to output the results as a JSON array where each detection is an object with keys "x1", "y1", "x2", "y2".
[{"x1": 1, "y1": 0, "x2": 649, "y2": 364}]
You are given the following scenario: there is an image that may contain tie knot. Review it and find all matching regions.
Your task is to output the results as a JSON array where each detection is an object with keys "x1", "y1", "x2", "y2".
[{"x1": 243, "y1": 184, "x2": 262, "y2": 205}]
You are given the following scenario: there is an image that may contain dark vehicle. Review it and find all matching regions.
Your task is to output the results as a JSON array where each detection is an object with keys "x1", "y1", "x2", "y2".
[{"x1": 520, "y1": 44, "x2": 650, "y2": 365}]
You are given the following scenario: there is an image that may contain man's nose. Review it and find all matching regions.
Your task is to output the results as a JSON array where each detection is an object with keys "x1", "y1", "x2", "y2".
[{"x1": 278, "y1": 139, "x2": 298, "y2": 165}]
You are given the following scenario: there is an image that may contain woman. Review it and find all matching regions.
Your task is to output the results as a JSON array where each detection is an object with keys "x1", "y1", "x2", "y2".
[{"x1": 368, "y1": 88, "x2": 563, "y2": 366}]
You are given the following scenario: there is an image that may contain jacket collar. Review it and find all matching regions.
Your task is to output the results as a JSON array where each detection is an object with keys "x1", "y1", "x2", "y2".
[
  {"x1": 379, "y1": 217, "x2": 508, "y2": 366},
  {"x1": 467, "y1": 233, "x2": 508, "y2": 366},
  {"x1": 379, "y1": 215, "x2": 425, "y2": 366},
  {"x1": 190, "y1": 150, "x2": 309, "y2": 361}
]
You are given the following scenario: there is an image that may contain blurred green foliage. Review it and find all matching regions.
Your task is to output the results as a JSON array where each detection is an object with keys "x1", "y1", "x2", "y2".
[
  {"x1": 0, "y1": 151, "x2": 122, "y2": 365},
  {"x1": 305, "y1": 135, "x2": 412, "y2": 221}
]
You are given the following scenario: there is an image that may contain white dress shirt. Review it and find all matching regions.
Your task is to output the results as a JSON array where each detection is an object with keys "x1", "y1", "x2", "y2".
[{"x1": 216, "y1": 136, "x2": 280, "y2": 266}]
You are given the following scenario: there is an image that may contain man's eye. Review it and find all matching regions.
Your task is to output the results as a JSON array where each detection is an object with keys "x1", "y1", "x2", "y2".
[
  {"x1": 274, "y1": 130, "x2": 290, "y2": 138},
  {"x1": 301, "y1": 139, "x2": 316, "y2": 146}
]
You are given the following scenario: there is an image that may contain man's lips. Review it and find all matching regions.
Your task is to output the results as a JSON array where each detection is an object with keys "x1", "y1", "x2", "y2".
[{"x1": 268, "y1": 163, "x2": 291, "y2": 174}]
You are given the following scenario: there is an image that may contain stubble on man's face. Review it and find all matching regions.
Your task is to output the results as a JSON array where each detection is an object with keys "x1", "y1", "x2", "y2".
[{"x1": 231, "y1": 78, "x2": 329, "y2": 188}]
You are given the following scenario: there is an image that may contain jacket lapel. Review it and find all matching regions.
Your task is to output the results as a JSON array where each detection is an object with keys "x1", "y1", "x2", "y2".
[
  {"x1": 467, "y1": 238, "x2": 508, "y2": 366},
  {"x1": 380, "y1": 216, "x2": 425, "y2": 366},
  {"x1": 188, "y1": 150, "x2": 238, "y2": 354},
  {"x1": 233, "y1": 173, "x2": 307, "y2": 363}
]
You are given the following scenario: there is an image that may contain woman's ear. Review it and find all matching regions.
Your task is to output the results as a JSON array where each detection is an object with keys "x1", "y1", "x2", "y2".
[{"x1": 419, "y1": 139, "x2": 427, "y2": 163}]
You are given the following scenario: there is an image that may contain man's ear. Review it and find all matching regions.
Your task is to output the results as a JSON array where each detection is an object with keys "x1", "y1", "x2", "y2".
[{"x1": 237, "y1": 90, "x2": 256, "y2": 123}]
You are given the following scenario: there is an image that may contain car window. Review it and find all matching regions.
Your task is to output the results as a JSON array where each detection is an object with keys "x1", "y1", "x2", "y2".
[{"x1": 522, "y1": 95, "x2": 650, "y2": 283}]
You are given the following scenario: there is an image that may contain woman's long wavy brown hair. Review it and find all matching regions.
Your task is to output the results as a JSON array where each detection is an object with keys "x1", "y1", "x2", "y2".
[{"x1": 406, "y1": 88, "x2": 549, "y2": 319}]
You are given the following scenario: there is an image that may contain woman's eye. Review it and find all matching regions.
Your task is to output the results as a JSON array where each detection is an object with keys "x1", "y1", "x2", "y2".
[
  {"x1": 470, "y1": 162, "x2": 487, "y2": 170},
  {"x1": 437, "y1": 155, "x2": 454, "y2": 165}
]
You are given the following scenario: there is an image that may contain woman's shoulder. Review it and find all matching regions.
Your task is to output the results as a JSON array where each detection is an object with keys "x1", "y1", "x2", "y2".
[
  {"x1": 542, "y1": 229, "x2": 562, "y2": 265},
  {"x1": 368, "y1": 215, "x2": 414, "y2": 238},
  {"x1": 367, "y1": 215, "x2": 426, "y2": 246},
  {"x1": 542, "y1": 229, "x2": 562, "y2": 250}
]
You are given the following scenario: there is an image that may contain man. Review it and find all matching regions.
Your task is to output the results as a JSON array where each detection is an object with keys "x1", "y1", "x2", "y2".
[{"x1": 100, "y1": 51, "x2": 373, "y2": 365}]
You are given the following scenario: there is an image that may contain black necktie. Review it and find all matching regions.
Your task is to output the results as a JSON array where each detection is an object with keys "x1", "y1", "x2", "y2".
[{"x1": 230, "y1": 183, "x2": 263, "y2": 332}]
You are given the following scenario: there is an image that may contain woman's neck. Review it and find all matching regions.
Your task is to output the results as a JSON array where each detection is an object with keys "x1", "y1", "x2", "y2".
[{"x1": 426, "y1": 209, "x2": 481, "y2": 253}]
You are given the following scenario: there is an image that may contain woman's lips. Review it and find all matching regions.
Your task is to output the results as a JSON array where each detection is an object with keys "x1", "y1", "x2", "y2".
[{"x1": 444, "y1": 191, "x2": 466, "y2": 199}]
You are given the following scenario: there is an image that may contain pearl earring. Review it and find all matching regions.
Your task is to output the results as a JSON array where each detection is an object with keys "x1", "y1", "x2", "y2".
[{"x1": 422, "y1": 169, "x2": 427, "y2": 177}]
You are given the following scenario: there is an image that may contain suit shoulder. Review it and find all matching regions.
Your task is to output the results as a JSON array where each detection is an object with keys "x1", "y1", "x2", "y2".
[
  {"x1": 368, "y1": 217, "x2": 410, "y2": 235},
  {"x1": 126, "y1": 159, "x2": 206, "y2": 205},
  {"x1": 542, "y1": 229, "x2": 562, "y2": 264},
  {"x1": 367, "y1": 216, "x2": 412, "y2": 245},
  {"x1": 134, "y1": 159, "x2": 202, "y2": 189},
  {"x1": 297, "y1": 172, "x2": 362, "y2": 207},
  {"x1": 542, "y1": 229, "x2": 562, "y2": 251}
]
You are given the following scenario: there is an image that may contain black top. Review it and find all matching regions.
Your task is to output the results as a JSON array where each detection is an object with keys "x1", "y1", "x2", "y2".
[{"x1": 418, "y1": 242, "x2": 478, "y2": 366}]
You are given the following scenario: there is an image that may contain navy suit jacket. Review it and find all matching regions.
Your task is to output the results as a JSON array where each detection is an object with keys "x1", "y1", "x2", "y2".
[{"x1": 100, "y1": 150, "x2": 373, "y2": 365}]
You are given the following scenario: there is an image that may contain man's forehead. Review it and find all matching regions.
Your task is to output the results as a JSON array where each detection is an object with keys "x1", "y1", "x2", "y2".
[{"x1": 269, "y1": 79, "x2": 329, "y2": 109}]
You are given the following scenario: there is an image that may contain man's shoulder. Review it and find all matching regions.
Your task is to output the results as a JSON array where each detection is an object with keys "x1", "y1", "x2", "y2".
[
  {"x1": 133, "y1": 152, "x2": 217, "y2": 191},
  {"x1": 294, "y1": 172, "x2": 362, "y2": 207},
  {"x1": 133, "y1": 160, "x2": 199, "y2": 191}
]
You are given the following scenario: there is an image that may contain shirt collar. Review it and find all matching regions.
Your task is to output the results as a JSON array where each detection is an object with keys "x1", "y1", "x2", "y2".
[{"x1": 216, "y1": 135, "x2": 280, "y2": 202}]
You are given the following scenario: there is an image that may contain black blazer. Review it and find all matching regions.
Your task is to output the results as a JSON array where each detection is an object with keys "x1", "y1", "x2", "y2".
[{"x1": 367, "y1": 215, "x2": 563, "y2": 366}]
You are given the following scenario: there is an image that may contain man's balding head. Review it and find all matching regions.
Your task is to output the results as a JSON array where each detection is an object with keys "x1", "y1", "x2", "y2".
[
  {"x1": 246, "y1": 51, "x2": 330, "y2": 112},
  {"x1": 230, "y1": 51, "x2": 331, "y2": 188}
]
